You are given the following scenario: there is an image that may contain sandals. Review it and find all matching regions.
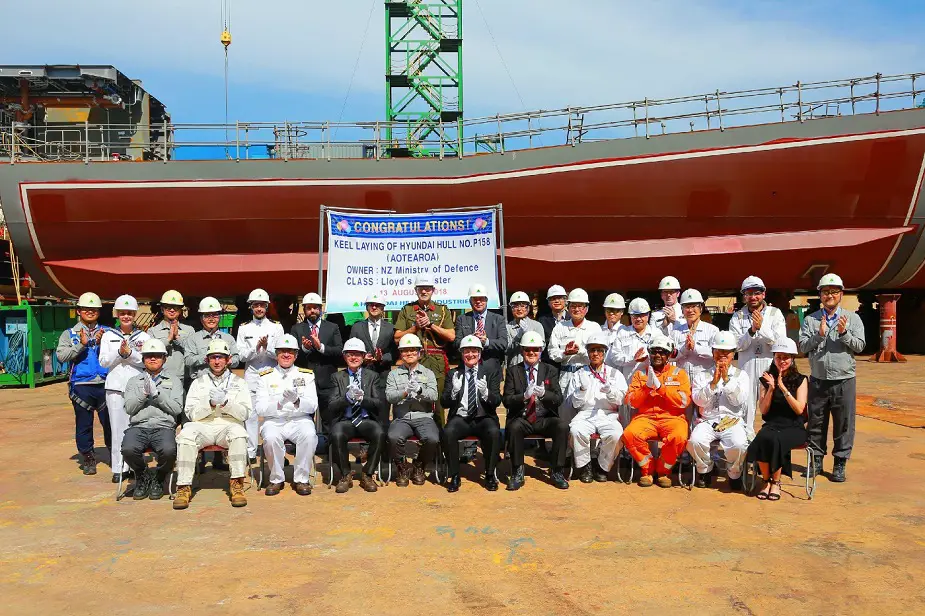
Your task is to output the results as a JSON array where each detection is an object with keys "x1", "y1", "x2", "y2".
[
  {"x1": 767, "y1": 479, "x2": 782, "y2": 501},
  {"x1": 756, "y1": 481, "x2": 771, "y2": 500}
]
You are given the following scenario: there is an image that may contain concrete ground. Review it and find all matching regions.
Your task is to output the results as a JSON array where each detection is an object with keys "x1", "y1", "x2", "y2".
[{"x1": 1, "y1": 358, "x2": 924, "y2": 615}]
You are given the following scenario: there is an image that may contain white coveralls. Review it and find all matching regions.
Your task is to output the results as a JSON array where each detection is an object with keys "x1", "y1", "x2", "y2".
[
  {"x1": 177, "y1": 370, "x2": 252, "y2": 485},
  {"x1": 670, "y1": 320, "x2": 720, "y2": 385},
  {"x1": 567, "y1": 365, "x2": 628, "y2": 471},
  {"x1": 605, "y1": 324, "x2": 655, "y2": 424},
  {"x1": 548, "y1": 318, "x2": 602, "y2": 413},
  {"x1": 236, "y1": 318, "x2": 285, "y2": 457},
  {"x1": 98, "y1": 328, "x2": 150, "y2": 473},
  {"x1": 729, "y1": 305, "x2": 786, "y2": 436},
  {"x1": 688, "y1": 365, "x2": 750, "y2": 479},
  {"x1": 255, "y1": 365, "x2": 319, "y2": 485},
  {"x1": 653, "y1": 304, "x2": 683, "y2": 336}
]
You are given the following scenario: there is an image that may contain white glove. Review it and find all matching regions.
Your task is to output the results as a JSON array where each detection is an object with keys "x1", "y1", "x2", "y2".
[
  {"x1": 523, "y1": 381, "x2": 536, "y2": 400},
  {"x1": 533, "y1": 383, "x2": 546, "y2": 399},
  {"x1": 452, "y1": 372, "x2": 463, "y2": 396},
  {"x1": 646, "y1": 366, "x2": 661, "y2": 390},
  {"x1": 282, "y1": 388, "x2": 300, "y2": 403},
  {"x1": 346, "y1": 384, "x2": 364, "y2": 404},
  {"x1": 578, "y1": 371, "x2": 591, "y2": 391},
  {"x1": 209, "y1": 387, "x2": 227, "y2": 406},
  {"x1": 476, "y1": 376, "x2": 489, "y2": 400},
  {"x1": 405, "y1": 377, "x2": 417, "y2": 396},
  {"x1": 144, "y1": 373, "x2": 157, "y2": 397}
]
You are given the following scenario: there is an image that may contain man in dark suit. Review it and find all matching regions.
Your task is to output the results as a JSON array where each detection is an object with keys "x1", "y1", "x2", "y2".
[
  {"x1": 453, "y1": 283, "x2": 509, "y2": 373},
  {"x1": 502, "y1": 330, "x2": 568, "y2": 491},
  {"x1": 348, "y1": 294, "x2": 396, "y2": 400},
  {"x1": 291, "y1": 293, "x2": 343, "y2": 420},
  {"x1": 440, "y1": 335, "x2": 503, "y2": 492},
  {"x1": 537, "y1": 284, "x2": 568, "y2": 369},
  {"x1": 326, "y1": 338, "x2": 389, "y2": 493}
]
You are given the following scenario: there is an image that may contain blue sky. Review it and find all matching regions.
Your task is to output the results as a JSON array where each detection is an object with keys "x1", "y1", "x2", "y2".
[{"x1": 2, "y1": 0, "x2": 923, "y2": 126}]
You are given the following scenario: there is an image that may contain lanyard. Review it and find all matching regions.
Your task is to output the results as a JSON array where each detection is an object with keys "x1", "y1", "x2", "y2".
[
  {"x1": 209, "y1": 371, "x2": 232, "y2": 392},
  {"x1": 589, "y1": 366, "x2": 607, "y2": 385}
]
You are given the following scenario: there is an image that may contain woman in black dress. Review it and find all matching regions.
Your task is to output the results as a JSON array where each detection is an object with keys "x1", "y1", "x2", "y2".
[{"x1": 746, "y1": 338, "x2": 808, "y2": 501}]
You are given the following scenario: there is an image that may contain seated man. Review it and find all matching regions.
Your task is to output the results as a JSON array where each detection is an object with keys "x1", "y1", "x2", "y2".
[
  {"x1": 567, "y1": 332, "x2": 628, "y2": 484},
  {"x1": 174, "y1": 340, "x2": 253, "y2": 510},
  {"x1": 327, "y1": 337, "x2": 389, "y2": 494},
  {"x1": 255, "y1": 334, "x2": 319, "y2": 496},
  {"x1": 502, "y1": 330, "x2": 567, "y2": 491},
  {"x1": 386, "y1": 334, "x2": 439, "y2": 487},
  {"x1": 121, "y1": 339, "x2": 182, "y2": 500},
  {"x1": 689, "y1": 331, "x2": 750, "y2": 490},
  {"x1": 440, "y1": 334, "x2": 503, "y2": 493},
  {"x1": 623, "y1": 334, "x2": 692, "y2": 488}
]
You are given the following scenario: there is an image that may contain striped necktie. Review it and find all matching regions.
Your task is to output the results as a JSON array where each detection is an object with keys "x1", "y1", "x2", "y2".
[{"x1": 467, "y1": 368, "x2": 478, "y2": 414}]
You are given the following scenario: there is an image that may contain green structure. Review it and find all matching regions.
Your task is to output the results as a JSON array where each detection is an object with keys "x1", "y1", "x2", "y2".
[
  {"x1": 0, "y1": 303, "x2": 74, "y2": 388},
  {"x1": 385, "y1": 0, "x2": 463, "y2": 157}
]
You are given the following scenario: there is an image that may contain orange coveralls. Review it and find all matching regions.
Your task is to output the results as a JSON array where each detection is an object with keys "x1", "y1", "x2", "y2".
[{"x1": 623, "y1": 365, "x2": 692, "y2": 476}]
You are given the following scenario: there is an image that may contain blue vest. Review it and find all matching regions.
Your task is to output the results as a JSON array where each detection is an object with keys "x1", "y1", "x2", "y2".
[{"x1": 68, "y1": 325, "x2": 111, "y2": 383}]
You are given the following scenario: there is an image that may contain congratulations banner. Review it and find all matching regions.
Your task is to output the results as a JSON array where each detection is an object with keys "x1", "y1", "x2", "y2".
[{"x1": 324, "y1": 209, "x2": 499, "y2": 314}]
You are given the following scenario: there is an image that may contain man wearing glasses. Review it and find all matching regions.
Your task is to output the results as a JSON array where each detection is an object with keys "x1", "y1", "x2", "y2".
[{"x1": 799, "y1": 273, "x2": 865, "y2": 483}]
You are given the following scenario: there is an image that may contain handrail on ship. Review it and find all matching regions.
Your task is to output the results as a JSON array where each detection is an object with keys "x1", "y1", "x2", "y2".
[{"x1": 1, "y1": 71, "x2": 924, "y2": 163}]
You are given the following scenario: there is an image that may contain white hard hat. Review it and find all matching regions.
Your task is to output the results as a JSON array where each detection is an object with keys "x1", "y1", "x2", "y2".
[
  {"x1": 468, "y1": 283, "x2": 489, "y2": 298},
  {"x1": 365, "y1": 293, "x2": 385, "y2": 306},
  {"x1": 519, "y1": 330, "x2": 545, "y2": 349},
  {"x1": 741, "y1": 276, "x2": 766, "y2": 293},
  {"x1": 817, "y1": 273, "x2": 844, "y2": 290},
  {"x1": 302, "y1": 292, "x2": 323, "y2": 306},
  {"x1": 114, "y1": 294, "x2": 138, "y2": 311},
  {"x1": 198, "y1": 296, "x2": 222, "y2": 314},
  {"x1": 648, "y1": 334, "x2": 675, "y2": 353},
  {"x1": 711, "y1": 330, "x2": 737, "y2": 351},
  {"x1": 275, "y1": 334, "x2": 299, "y2": 351},
  {"x1": 459, "y1": 334, "x2": 483, "y2": 350},
  {"x1": 603, "y1": 293, "x2": 625, "y2": 309},
  {"x1": 658, "y1": 276, "x2": 681, "y2": 291},
  {"x1": 546, "y1": 284, "x2": 567, "y2": 299},
  {"x1": 628, "y1": 297, "x2": 651, "y2": 315},
  {"x1": 141, "y1": 338, "x2": 167, "y2": 355},
  {"x1": 77, "y1": 292, "x2": 102, "y2": 309},
  {"x1": 510, "y1": 291, "x2": 531, "y2": 304},
  {"x1": 206, "y1": 339, "x2": 231, "y2": 356},
  {"x1": 567, "y1": 288, "x2": 589, "y2": 304},
  {"x1": 159, "y1": 290, "x2": 184, "y2": 306},
  {"x1": 680, "y1": 288, "x2": 705, "y2": 305},
  {"x1": 771, "y1": 338, "x2": 798, "y2": 355},
  {"x1": 399, "y1": 333, "x2": 423, "y2": 349},
  {"x1": 247, "y1": 288, "x2": 270, "y2": 304},
  {"x1": 586, "y1": 332, "x2": 610, "y2": 349},
  {"x1": 343, "y1": 337, "x2": 367, "y2": 354},
  {"x1": 414, "y1": 275, "x2": 434, "y2": 287}
]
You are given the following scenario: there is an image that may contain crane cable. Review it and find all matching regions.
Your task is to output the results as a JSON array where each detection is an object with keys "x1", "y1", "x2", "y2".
[
  {"x1": 334, "y1": 0, "x2": 377, "y2": 139},
  {"x1": 221, "y1": 0, "x2": 232, "y2": 157}
]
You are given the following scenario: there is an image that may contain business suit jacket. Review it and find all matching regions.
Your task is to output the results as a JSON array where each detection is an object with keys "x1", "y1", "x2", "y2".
[
  {"x1": 454, "y1": 310, "x2": 509, "y2": 371},
  {"x1": 440, "y1": 363, "x2": 502, "y2": 422},
  {"x1": 349, "y1": 318, "x2": 396, "y2": 393},
  {"x1": 290, "y1": 319, "x2": 343, "y2": 392},
  {"x1": 502, "y1": 361, "x2": 568, "y2": 422},
  {"x1": 325, "y1": 368, "x2": 389, "y2": 432}
]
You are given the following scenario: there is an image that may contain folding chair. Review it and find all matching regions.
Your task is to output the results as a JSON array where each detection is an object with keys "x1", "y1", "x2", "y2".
[
  {"x1": 187, "y1": 445, "x2": 256, "y2": 494},
  {"x1": 437, "y1": 435, "x2": 499, "y2": 482},
  {"x1": 326, "y1": 437, "x2": 371, "y2": 487},
  {"x1": 115, "y1": 448, "x2": 175, "y2": 501},
  {"x1": 743, "y1": 441, "x2": 821, "y2": 500},
  {"x1": 565, "y1": 433, "x2": 599, "y2": 480},
  {"x1": 381, "y1": 436, "x2": 442, "y2": 485},
  {"x1": 257, "y1": 441, "x2": 318, "y2": 490}
]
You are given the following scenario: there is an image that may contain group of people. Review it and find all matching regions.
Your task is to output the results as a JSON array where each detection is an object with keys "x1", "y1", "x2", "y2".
[{"x1": 56, "y1": 271, "x2": 864, "y2": 507}]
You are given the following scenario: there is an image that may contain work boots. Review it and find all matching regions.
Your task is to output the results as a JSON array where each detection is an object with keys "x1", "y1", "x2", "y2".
[
  {"x1": 395, "y1": 459, "x2": 411, "y2": 487},
  {"x1": 229, "y1": 478, "x2": 247, "y2": 507},
  {"x1": 832, "y1": 457, "x2": 847, "y2": 482},
  {"x1": 81, "y1": 451, "x2": 97, "y2": 476},
  {"x1": 656, "y1": 475, "x2": 672, "y2": 488},
  {"x1": 148, "y1": 474, "x2": 165, "y2": 500},
  {"x1": 695, "y1": 469, "x2": 713, "y2": 489},
  {"x1": 577, "y1": 464, "x2": 594, "y2": 484},
  {"x1": 173, "y1": 485, "x2": 192, "y2": 510},
  {"x1": 336, "y1": 471, "x2": 354, "y2": 494},
  {"x1": 411, "y1": 460, "x2": 427, "y2": 485},
  {"x1": 592, "y1": 461, "x2": 608, "y2": 483},
  {"x1": 132, "y1": 469, "x2": 151, "y2": 500},
  {"x1": 359, "y1": 472, "x2": 378, "y2": 492},
  {"x1": 803, "y1": 454, "x2": 824, "y2": 478}
]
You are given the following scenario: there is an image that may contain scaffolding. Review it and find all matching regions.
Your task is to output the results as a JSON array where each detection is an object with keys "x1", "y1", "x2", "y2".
[{"x1": 385, "y1": 0, "x2": 463, "y2": 157}]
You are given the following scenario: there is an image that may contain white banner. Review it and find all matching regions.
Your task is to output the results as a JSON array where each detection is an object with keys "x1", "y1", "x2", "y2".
[{"x1": 324, "y1": 209, "x2": 499, "y2": 314}]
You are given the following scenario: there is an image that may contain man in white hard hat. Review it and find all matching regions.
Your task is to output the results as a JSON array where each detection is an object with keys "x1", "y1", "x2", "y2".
[
  {"x1": 440, "y1": 334, "x2": 503, "y2": 492},
  {"x1": 186, "y1": 297, "x2": 240, "y2": 381},
  {"x1": 728, "y1": 276, "x2": 786, "y2": 436},
  {"x1": 174, "y1": 339, "x2": 253, "y2": 509},
  {"x1": 506, "y1": 291, "x2": 544, "y2": 368},
  {"x1": 149, "y1": 290, "x2": 194, "y2": 386},
  {"x1": 454, "y1": 283, "x2": 509, "y2": 373},
  {"x1": 799, "y1": 273, "x2": 865, "y2": 483},
  {"x1": 502, "y1": 330, "x2": 567, "y2": 490},
  {"x1": 255, "y1": 334, "x2": 319, "y2": 497},
  {"x1": 538, "y1": 284, "x2": 569, "y2": 367},
  {"x1": 567, "y1": 332, "x2": 628, "y2": 483},
  {"x1": 57, "y1": 292, "x2": 111, "y2": 475},
  {"x1": 236, "y1": 288, "x2": 285, "y2": 460},
  {"x1": 689, "y1": 331, "x2": 751, "y2": 490},
  {"x1": 121, "y1": 339, "x2": 182, "y2": 500},
  {"x1": 327, "y1": 337, "x2": 389, "y2": 493},
  {"x1": 606, "y1": 297, "x2": 656, "y2": 425},
  {"x1": 99, "y1": 294, "x2": 151, "y2": 484},
  {"x1": 386, "y1": 333, "x2": 440, "y2": 486},
  {"x1": 653, "y1": 276, "x2": 683, "y2": 335},
  {"x1": 548, "y1": 288, "x2": 602, "y2": 423},
  {"x1": 670, "y1": 289, "x2": 719, "y2": 390},
  {"x1": 291, "y1": 292, "x2": 343, "y2": 424},
  {"x1": 348, "y1": 293, "x2": 396, "y2": 400},
  {"x1": 601, "y1": 293, "x2": 626, "y2": 347}
]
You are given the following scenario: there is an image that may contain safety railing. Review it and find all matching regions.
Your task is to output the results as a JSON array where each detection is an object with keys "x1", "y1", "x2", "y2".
[{"x1": 2, "y1": 71, "x2": 923, "y2": 163}]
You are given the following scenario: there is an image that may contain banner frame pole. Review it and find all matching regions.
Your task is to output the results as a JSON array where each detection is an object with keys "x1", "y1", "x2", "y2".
[
  {"x1": 317, "y1": 204, "x2": 327, "y2": 298},
  {"x1": 496, "y1": 203, "x2": 507, "y2": 316}
]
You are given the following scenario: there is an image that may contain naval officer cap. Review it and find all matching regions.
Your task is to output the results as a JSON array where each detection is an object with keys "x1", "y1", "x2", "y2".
[{"x1": 414, "y1": 275, "x2": 434, "y2": 288}]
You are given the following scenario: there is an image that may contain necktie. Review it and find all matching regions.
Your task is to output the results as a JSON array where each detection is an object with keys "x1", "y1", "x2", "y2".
[
  {"x1": 475, "y1": 313, "x2": 485, "y2": 337},
  {"x1": 467, "y1": 368, "x2": 477, "y2": 414},
  {"x1": 525, "y1": 365, "x2": 537, "y2": 423},
  {"x1": 371, "y1": 320, "x2": 379, "y2": 343},
  {"x1": 350, "y1": 371, "x2": 362, "y2": 424},
  {"x1": 312, "y1": 323, "x2": 319, "y2": 338}
]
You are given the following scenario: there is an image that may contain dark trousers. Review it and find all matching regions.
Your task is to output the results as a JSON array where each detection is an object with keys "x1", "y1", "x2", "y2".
[
  {"x1": 442, "y1": 415, "x2": 502, "y2": 476},
  {"x1": 121, "y1": 427, "x2": 178, "y2": 482},
  {"x1": 507, "y1": 415, "x2": 570, "y2": 468},
  {"x1": 70, "y1": 383, "x2": 110, "y2": 454},
  {"x1": 388, "y1": 415, "x2": 439, "y2": 462},
  {"x1": 808, "y1": 376, "x2": 857, "y2": 459},
  {"x1": 330, "y1": 418, "x2": 384, "y2": 476}
]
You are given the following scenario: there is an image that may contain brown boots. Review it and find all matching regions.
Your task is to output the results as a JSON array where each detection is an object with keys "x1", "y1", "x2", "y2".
[
  {"x1": 173, "y1": 485, "x2": 192, "y2": 509},
  {"x1": 230, "y1": 478, "x2": 247, "y2": 507},
  {"x1": 336, "y1": 471, "x2": 354, "y2": 493},
  {"x1": 395, "y1": 459, "x2": 411, "y2": 487},
  {"x1": 359, "y1": 472, "x2": 378, "y2": 492},
  {"x1": 411, "y1": 460, "x2": 427, "y2": 486}
]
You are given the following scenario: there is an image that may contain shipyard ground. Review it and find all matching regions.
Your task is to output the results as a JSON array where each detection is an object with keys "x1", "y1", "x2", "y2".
[{"x1": 1, "y1": 358, "x2": 924, "y2": 615}]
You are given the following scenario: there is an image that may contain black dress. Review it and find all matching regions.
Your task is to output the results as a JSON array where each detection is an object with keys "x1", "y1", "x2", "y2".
[{"x1": 746, "y1": 375, "x2": 808, "y2": 477}]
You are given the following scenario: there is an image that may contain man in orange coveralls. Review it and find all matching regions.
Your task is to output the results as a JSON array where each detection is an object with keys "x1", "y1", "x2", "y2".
[{"x1": 624, "y1": 333, "x2": 691, "y2": 488}]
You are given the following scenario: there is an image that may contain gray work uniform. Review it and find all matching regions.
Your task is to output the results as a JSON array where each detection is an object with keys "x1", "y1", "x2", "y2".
[
  {"x1": 185, "y1": 329, "x2": 241, "y2": 381},
  {"x1": 148, "y1": 321, "x2": 195, "y2": 385},
  {"x1": 385, "y1": 363, "x2": 439, "y2": 462}
]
